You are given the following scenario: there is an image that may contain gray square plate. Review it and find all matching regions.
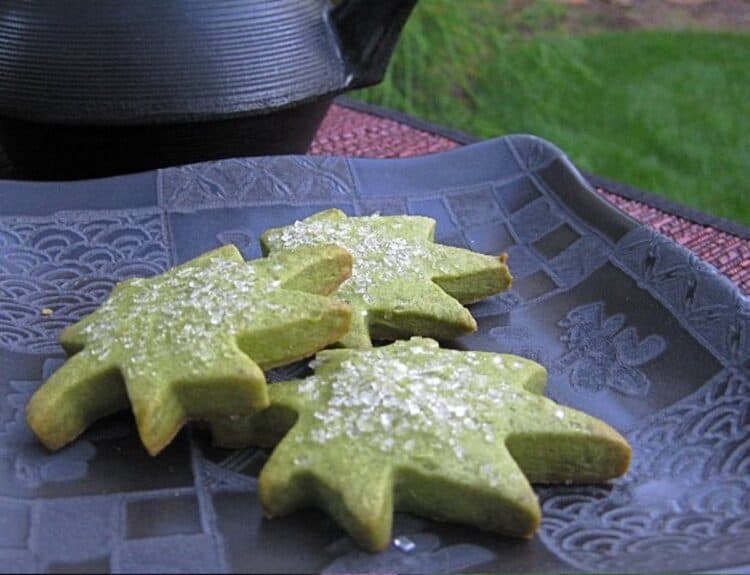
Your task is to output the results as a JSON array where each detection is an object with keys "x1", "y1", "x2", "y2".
[{"x1": 1, "y1": 135, "x2": 748, "y2": 573}]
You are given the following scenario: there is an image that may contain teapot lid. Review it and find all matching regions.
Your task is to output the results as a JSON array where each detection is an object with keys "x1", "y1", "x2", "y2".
[{"x1": 0, "y1": 0, "x2": 349, "y2": 125}]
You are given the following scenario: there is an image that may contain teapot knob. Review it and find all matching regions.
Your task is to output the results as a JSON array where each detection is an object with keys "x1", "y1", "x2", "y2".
[{"x1": 332, "y1": 0, "x2": 418, "y2": 89}]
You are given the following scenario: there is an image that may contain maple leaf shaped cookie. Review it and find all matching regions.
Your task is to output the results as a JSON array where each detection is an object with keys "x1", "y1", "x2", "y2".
[
  {"x1": 26, "y1": 244, "x2": 352, "y2": 456},
  {"x1": 214, "y1": 338, "x2": 631, "y2": 551},
  {"x1": 260, "y1": 209, "x2": 512, "y2": 348}
]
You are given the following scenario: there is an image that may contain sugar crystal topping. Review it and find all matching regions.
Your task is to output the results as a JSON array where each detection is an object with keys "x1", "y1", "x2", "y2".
[
  {"x1": 297, "y1": 340, "x2": 531, "y2": 456},
  {"x1": 80, "y1": 251, "x2": 291, "y2": 379},
  {"x1": 268, "y1": 214, "x2": 436, "y2": 304}
]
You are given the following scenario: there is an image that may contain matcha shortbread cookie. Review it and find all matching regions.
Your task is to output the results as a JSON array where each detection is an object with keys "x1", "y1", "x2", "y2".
[
  {"x1": 215, "y1": 338, "x2": 631, "y2": 551},
  {"x1": 27, "y1": 244, "x2": 352, "y2": 456},
  {"x1": 260, "y1": 209, "x2": 512, "y2": 348}
]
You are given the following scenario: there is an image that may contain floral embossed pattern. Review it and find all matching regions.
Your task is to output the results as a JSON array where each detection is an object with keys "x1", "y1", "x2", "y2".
[
  {"x1": 0, "y1": 212, "x2": 169, "y2": 353},
  {"x1": 615, "y1": 228, "x2": 750, "y2": 366},
  {"x1": 2, "y1": 360, "x2": 99, "y2": 489},
  {"x1": 539, "y1": 227, "x2": 750, "y2": 572},
  {"x1": 160, "y1": 156, "x2": 355, "y2": 211},
  {"x1": 553, "y1": 302, "x2": 666, "y2": 397}
]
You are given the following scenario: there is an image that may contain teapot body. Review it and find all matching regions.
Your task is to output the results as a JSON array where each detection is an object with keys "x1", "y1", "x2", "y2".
[
  {"x1": 0, "y1": 0, "x2": 416, "y2": 180},
  {"x1": 0, "y1": 100, "x2": 332, "y2": 181}
]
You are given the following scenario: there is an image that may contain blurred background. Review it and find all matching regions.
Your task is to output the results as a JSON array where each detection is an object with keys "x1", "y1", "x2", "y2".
[{"x1": 354, "y1": 0, "x2": 750, "y2": 226}]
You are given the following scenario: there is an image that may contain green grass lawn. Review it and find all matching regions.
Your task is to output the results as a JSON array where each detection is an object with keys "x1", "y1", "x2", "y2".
[{"x1": 354, "y1": 2, "x2": 750, "y2": 226}]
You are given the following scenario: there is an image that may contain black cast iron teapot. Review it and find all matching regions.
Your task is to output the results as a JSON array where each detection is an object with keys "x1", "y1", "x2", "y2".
[{"x1": 0, "y1": 0, "x2": 417, "y2": 180}]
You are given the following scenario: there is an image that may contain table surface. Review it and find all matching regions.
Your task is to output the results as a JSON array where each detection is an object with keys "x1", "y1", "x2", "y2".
[{"x1": 312, "y1": 99, "x2": 750, "y2": 296}]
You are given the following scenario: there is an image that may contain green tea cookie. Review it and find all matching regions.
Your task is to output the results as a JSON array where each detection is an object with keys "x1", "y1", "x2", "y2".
[
  {"x1": 260, "y1": 208, "x2": 512, "y2": 348},
  {"x1": 217, "y1": 337, "x2": 631, "y2": 551},
  {"x1": 26, "y1": 244, "x2": 352, "y2": 456}
]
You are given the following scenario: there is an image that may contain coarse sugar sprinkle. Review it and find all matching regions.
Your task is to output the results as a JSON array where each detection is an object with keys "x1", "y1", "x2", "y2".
[
  {"x1": 80, "y1": 252, "x2": 290, "y2": 379},
  {"x1": 267, "y1": 214, "x2": 436, "y2": 304},
  {"x1": 295, "y1": 339, "x2": 531, "y2": 459}
]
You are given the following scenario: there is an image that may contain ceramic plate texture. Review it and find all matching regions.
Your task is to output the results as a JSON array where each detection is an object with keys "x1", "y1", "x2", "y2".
[{"x1": 0, "y1": 136, "x2": 748, "y2": 574}]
